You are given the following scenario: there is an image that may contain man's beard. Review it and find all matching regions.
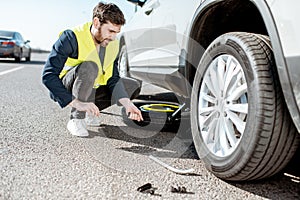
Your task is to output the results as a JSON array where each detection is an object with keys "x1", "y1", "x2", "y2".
[
  {"x1": 94, "y1": 35, "x2": 111, "y2": 47},
  {"x1": 93, "y1": 28, "x2": 111, "y2": 46},
  {"x1": 94, "y1": 37, "x2": 102, "y2": 45}
]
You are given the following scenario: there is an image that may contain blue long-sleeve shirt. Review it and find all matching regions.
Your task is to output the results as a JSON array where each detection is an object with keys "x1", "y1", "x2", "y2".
[{"x1": 42, "y1": 29, "x2": 126, "y2": 108}]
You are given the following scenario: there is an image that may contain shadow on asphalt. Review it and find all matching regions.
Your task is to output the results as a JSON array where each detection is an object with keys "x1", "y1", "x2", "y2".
[
  {"x1": 90, "y1": 123, "x2": 299, "y2": 199},
  {"x1": 87, "y1": 91, "x2": 300, "y2": 199},
  {"x1": 87, "y1": 91, "x2": 195, "y2": 159},
  {"x1": 0, "y1": 60, "x2": 45, "y2": 65},
  {"x1": 22, "y1": 60, "x2": 46, "y2": 65},
  {"x1": 87, "y1": 124, "x2": 197, "y2": 160}
]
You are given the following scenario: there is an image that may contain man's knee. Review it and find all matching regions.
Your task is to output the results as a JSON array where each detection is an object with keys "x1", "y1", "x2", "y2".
[{"x1": 76, "y1": 61, "x2": 98, "y2": 80}]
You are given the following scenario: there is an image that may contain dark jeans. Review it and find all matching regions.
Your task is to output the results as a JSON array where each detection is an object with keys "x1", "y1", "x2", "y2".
[{"x1": 62, "y1": 61, "x2": 141, "y2": 119}]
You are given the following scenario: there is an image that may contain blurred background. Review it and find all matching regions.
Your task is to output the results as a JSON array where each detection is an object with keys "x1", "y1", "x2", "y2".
[{"x1": 0, "y1": 0, "x2": 136, "y2": 51}]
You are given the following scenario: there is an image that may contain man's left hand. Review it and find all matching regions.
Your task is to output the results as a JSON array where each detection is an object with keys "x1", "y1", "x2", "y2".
[{"x1": 119, "y1": 98, "x2": 143, "y2": 122}]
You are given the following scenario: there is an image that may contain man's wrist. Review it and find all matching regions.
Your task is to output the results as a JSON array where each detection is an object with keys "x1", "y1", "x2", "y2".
[
  {"x1": 119, "y1": 98, "x2": 132, "y2": 108},
  {"x1": 68, "y1": 99, "x2": 79, "y2": 108}
]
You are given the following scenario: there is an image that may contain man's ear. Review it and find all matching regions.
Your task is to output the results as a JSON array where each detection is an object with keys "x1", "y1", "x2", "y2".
[{"x1": 93, "y1": 17, "x2": 100, "y2": 27}]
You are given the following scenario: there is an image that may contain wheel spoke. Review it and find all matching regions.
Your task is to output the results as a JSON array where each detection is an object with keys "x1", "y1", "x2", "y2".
[
  {"x1": 209, "y1": 65, "x2": 221, "y2": 98},
  {"x1": 201, "y1": 110, "x2": 218, "y2": 130},
  {"x1": 213, "y1": 120, "x2": 221, "y2": 154},
  {"x1": 219, "y1": 117, "x2": 230, "y2": 155},
  {"x1": 199, "y1": 106, "x2": 215, "y2": 116},
  {"x1": 203, "y1": 118, "x2": 217, "y2": 144},
  {"x1": 200, "y1": 92, "x2": 216, "y2": 104},
  {"x1": 223, "y1": 117, "x2": 238, "y2": 147},
  {"x1": 226, "y1": 110, "x2": 246, "y2": 134},
  {"x1": 223, "y1": 57, "x2": 236, "y2": 95},
  {"x1": 226, "y1": 68, "x2": 243, "y2": 97},
  {"x1": 203, "y1": 74, "x2": 217, "y2": 98},
  {"x1": 227, "y1": 103, "x2": 248, "y2": 114},
  {"x1": 227, "y1": 83, "x2": 247, "y2": 101},
  {"x1": 217, "y1": 57, "x2": 226, "y2": 91}
]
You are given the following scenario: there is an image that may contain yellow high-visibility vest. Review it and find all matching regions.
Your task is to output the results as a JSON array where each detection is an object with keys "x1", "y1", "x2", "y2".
[{"x1": 59, "y1": 22, "x2": 119, "y2": 88}]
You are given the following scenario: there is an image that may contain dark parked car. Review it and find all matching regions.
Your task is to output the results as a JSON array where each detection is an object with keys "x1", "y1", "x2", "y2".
[
  {"x1": 0, "y1": 30, "x2": 31, "y2": 62},
  {"x1": 119, "y1": 0, "x2": 300, "y2": 181}
]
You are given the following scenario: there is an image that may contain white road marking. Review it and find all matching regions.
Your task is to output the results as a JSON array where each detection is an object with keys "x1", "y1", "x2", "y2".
[{"x1": 0, "y1": 66, "x2": 24, "y2": 76}]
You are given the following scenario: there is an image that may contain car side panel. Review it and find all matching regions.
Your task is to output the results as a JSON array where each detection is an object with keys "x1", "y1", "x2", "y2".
[
  {"x1": 144, "y1": 0, "x2": 201, "y2": 95},
  {"x1": 264, "y1": 0, "x2": 300, "y2": 132},
  {"x1": 122, "y1": 0, "x2": 154, "y2": 80}
]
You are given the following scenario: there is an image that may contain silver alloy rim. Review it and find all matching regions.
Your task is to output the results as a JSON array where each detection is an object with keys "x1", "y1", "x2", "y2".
[
  {"x1": 198, "y1": 54, "x2": 248, "y2": 157},
  {"x1": 119, "y1": 48, "x2": 128, "y2": 78}
]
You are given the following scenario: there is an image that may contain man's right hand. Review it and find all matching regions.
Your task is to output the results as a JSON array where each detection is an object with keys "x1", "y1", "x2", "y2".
[{"x1": 68, "y1": 99, "x2": 100, "y2": 116}]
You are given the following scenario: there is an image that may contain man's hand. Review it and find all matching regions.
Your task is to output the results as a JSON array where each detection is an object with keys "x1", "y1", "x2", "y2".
[
  {"x1": 119, "y1": 98, "x2": 143, "y2": 122},
  {"x1": 68, "y1": 99, "x2": 100, "y2": 116}
]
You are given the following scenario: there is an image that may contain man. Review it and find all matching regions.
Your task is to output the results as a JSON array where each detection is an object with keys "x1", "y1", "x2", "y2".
[{"x1": 42, "y1": 2, "x2": 143, "y2": 137}]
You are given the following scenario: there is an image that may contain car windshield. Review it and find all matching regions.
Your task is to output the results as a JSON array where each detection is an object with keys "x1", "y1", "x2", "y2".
[{"x1": 0, "y1": 31, "x2": 14, "y2": 40}]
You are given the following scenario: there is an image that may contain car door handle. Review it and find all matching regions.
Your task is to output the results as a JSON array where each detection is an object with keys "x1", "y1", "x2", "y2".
[{"x1": 145, "y1": 8, "x2": 153, "y2": 15}]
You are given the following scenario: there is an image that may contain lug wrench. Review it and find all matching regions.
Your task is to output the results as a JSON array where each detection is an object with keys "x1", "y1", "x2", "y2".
[{"x1": 168, "y1": 103, "x2": 186, "y2": 121}]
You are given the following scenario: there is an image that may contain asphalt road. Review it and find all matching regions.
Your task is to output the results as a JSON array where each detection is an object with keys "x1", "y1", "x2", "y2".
[{"x1": 0, "y1": 53, "x2": 299, "y2": 199}]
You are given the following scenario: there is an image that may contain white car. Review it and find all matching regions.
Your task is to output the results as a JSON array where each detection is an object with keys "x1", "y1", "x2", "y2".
[{"x1": 119, "y1": 0, "x2": 300, "y2": 181}]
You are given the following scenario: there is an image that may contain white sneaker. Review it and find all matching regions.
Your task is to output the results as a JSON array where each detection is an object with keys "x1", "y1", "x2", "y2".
[
  {"x1": 85, "y1": 113, "x2": 101, "y2": 127},
  {"x1": 67, "y1": 119, "x2": 89, "y2": 137}
]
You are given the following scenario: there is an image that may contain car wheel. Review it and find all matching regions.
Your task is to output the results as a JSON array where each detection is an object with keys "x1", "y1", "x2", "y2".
[
  {"x1": 26, "y1": 51, "x2": 31, "y2": 62},
  {"x1": 14, "y1": 57, "x2": 21, "y2": 62},
  {"x1": 191, "y1": 32, "x2": 299, "y2": 181},
  {"x1": 14, "y1": 49, "x2": 22, "y2": 62},
  {"x1": 118, "y1": 45, "x2": 129, "y2": 78}
]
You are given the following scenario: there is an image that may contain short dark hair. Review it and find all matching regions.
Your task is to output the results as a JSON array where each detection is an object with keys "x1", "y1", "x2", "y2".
[{"x1": 93, "y1": 2, "x2": 126, "y2": 25}]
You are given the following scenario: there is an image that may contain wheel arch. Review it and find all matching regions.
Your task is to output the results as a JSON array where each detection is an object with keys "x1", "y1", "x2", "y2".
[
  {"x1": 118, "y1": 35, "x2": 126, "y2": 51},
  {"x1": 185, "y1": 0, "x2": 300, "y2": 132}
]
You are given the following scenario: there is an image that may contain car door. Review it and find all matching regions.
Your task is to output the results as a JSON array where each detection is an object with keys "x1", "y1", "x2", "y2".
[
  {"x1": 122, "y1": 0, "x2": 155, "y2": 81},
  {"x1": 146, "y1": 0, "x2": 202, "y2": 93}
]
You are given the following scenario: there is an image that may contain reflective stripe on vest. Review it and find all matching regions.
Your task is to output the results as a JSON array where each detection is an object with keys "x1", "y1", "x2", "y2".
[{"x1": 59, "y1": 22, "x2": 119, "y2": 88}]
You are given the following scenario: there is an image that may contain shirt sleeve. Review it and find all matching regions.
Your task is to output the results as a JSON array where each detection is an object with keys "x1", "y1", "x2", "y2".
[{"x1": 42, "y1": 30, "x2": 78, "y2": 108}]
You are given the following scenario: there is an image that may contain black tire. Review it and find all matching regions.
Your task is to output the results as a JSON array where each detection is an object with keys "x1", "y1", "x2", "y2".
[
  {"x1": 191, "y1": 32, "x2": 299, "y2": 181},
  {"x1": 14, "y1": 57, "x2": 21, "y2": 62},
  {"x1": 122, "y1": 101, "x2": 181, "y2": 132},
  {"x1": 25, "y1": 51, "x2": 31, "y2": 62},
  {"x1": 15, "y1": 49, "x2": 22, "y2": 62}
]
